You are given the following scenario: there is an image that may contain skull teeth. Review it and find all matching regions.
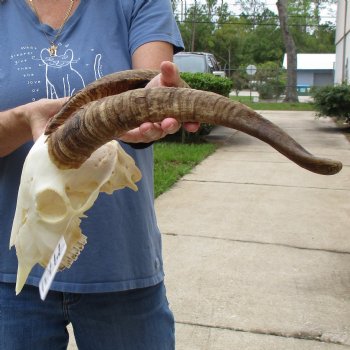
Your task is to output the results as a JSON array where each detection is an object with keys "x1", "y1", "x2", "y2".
[{"x1": 59, "y1": 235, "x2": 87, "y2": 270}]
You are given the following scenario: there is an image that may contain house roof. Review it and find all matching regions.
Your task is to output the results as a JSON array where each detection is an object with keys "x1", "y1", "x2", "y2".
[{"x1": 283, "y1": 53, "x2": 335, "y2": 70}]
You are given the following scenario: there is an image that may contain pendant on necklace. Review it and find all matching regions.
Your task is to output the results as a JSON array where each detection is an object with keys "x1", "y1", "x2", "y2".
[{"x1": 49, "y1": 44, "x2": 58, "y2": 57}]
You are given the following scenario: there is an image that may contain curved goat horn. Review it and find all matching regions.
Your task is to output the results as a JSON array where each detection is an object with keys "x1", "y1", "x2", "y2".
[
  {"x1": 45, "y1": 69, "x2": 161, "y2": 134},
  {"x1": 46, "y1": 85, "x2": 342, "y2": 175}
]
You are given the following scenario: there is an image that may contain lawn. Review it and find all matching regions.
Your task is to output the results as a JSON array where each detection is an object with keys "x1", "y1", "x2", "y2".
[{"x1": 153, "y1": 141, "x2": 217, "y2": 197}]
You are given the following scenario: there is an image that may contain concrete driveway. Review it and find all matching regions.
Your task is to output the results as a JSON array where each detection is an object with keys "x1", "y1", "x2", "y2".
[{"x1": 156, "y1": 111, "x2": 350, "y2": 349}]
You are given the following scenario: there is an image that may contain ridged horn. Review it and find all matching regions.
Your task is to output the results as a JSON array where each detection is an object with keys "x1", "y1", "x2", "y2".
[
  {"x1": 46, "y1": 87, "x2": 342, "y2": 175},
  {"x1": 45, "y1": 69, "x2": 160, "y2": 134}
]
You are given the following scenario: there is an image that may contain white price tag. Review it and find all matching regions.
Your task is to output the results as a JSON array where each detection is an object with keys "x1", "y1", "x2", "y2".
[{"x1": 39, "y1": 236, "x2": 67, "y2": 301}]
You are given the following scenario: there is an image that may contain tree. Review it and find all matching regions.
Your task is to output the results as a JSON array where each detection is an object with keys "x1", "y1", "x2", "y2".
[
  {"x1": 171, "y1": 0, "x2": 179, "y2": 12},
  {"x1": 175, "y1": 0, "x2": 336, "y2": 97},
  {"x1": 285, "y1": 0, "x2": 335, "y2": 52},
  {"x1": 239, "y1": 0, "x2": 266, "y2": 20},
  {"x1": 243, "y1": 9, "x2": 283, "y2": 64},
  {"x1": 311, "y1": 0, "x2": 337, "y2": 28},
  {"x1": 217, "y1": 1, "x2": 230, "y2": 23},
  {"x1": 212, "y1": 15, "x2": 246, "y2": 71},
  {"x1": 205, "y1": 0, "x2": 217, "y2": 18},
  {"x1": 178, "y1": 2, "x2": 215, "y2": 52},
  {"x1": 276, "y1": 0, "x2": 298, "y2": 102}
]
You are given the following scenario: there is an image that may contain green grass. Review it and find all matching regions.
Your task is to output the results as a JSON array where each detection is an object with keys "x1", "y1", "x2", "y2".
[
  {"x1": 153, "y1": 141, "x2": 217, "y2": 197},
  {"x1": 230, "y1": 95, "x2": 315, "y2": 111}
]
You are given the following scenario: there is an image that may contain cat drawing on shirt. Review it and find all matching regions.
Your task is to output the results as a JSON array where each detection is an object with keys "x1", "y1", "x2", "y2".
[{"x1": 40, "y1": 48, "x2": 85, "y2": 98}]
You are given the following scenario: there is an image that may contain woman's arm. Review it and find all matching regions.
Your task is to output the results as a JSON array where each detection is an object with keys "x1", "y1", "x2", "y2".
[
  {"x1": 132, "y1": 41, "x2": 173, "y2": 70},
  {"x1": 0, "y1": 98, "x2": 67, "y2": 157},
  {"x1": 0, "y1": 106, "x2": 31, "y2": 157}
]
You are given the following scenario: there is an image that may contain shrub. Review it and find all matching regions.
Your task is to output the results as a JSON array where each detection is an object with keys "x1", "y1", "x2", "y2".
[
  {"x1": 257, "y1": 79, "x2": 286, "y2": 100},
  {"x1": 311, "y1": 84, "x2": 350, "y2": 123},
  {"x1": 230, "y1": 71, "x2": 247, "y2": 96},
  {"x1": 250, "y1": 61, "x2": 286, "y2": 100},
  {"x1": 177, "y1": 73, "x2": 233, "y2": 141},
  {"x1": 180, "y1": 72, "x2": 233, "y2": 97}
]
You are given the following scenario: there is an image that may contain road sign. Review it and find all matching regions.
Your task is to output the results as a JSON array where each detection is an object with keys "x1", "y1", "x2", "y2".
[{"x1": 246, "y1": 64, "x2": 257, "y2": 75}]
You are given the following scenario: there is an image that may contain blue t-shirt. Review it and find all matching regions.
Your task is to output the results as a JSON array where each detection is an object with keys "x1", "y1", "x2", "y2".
[{"x1": 0, "y1": 0, "x2": 184, "y2": 293}]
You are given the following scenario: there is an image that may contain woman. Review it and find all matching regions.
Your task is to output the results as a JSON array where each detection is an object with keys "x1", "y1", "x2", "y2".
[{"x1": 0, "y1": 1, "x2": 198, "y2": 348}]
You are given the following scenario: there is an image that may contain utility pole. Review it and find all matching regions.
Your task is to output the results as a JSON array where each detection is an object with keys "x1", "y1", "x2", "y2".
[
  {"x1": 191, "y1": 0, "x2": 197, "y2": 51},
  {"x1": 181, "y1": 0, "x2": 184, "y2": 22}
]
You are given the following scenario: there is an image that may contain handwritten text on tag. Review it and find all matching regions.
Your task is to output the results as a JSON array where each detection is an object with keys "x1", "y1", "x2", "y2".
[{"x1": 39, "y1": 236, "x2": 67, "y2": 301}]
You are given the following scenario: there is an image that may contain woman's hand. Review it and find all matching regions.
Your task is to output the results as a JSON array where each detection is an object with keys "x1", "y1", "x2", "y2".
[
  {"x1": 0, "y1": 97, "x2": 68, "y2": 157},
  {"x1": 119, "y1": 61, "x2": 200, "y2": 144},
  {"x1": 22, "y1": 98, "x2": 69, "y2": 141}
]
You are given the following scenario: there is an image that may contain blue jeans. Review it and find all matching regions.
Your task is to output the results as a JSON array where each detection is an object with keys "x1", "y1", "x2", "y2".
[{"x1": 0, "y1": 281, "x2": 175, "y2": 350}]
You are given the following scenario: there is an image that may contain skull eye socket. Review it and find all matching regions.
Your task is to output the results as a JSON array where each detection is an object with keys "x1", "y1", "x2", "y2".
[{"x1": 36, "y1": 189, "x2": 67, "y2": 223}]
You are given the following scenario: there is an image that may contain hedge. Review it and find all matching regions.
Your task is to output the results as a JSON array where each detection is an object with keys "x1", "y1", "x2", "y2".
[
  {"x1": 177, "y1": 73, "x2": 233, "y2": 141},
  {"x1": 180, "y1": 72, "x2": 233, "y2": 97},
  {"x1": 311, "y1": 83, "x2": 350, "y2": 123}
]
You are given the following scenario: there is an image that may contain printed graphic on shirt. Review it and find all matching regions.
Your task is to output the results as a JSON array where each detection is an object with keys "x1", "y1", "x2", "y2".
[{"x1": 10, "y1": 43, "x2": 103, "y2": 101}]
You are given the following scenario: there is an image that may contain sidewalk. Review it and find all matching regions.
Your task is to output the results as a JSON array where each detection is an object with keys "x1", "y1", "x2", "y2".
[{"x1": 155, "y1": 111, "x2": 350, "y2": 349}]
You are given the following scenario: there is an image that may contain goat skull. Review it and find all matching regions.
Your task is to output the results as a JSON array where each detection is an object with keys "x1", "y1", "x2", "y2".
[{"x1": 10, "y1": 134, "x2": 141, "y2": 294}]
